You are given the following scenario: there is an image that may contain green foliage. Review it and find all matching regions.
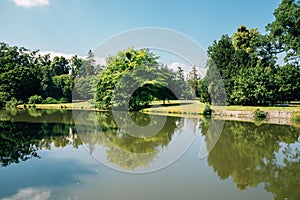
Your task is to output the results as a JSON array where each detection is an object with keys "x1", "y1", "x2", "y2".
[
  {"x1": 96, "y1": 48, "x2": 157, "y2": 110},
  {"x1": 198, "y1": 79, "x2": 211, "y2": 103},
  {"x1": 202, "y1": 104, "x2": 212, "y2": 115},
  {"x1": 232, "y1": 25, "x2": 260, "y2": 53},
  {"x1": 59, "y1": 97, "x2": 69, "y2": 103},
  {"x1": 50, "y1": 56, "x2": 70, "y2": 76},
  {"x1": 187, "y1": 65, "x2": 200, "y2": 97},
  {"x1": 5, "y1": 97, "x2": 18, "y2": 108},
  {"x1": 291, "y1": 112, "x2": 300, "y2": 124},
  {"x1": 0, "y1": 42, "x2": 87, "y2": 106},
  {"x1": 0, "y1": 92, "x2": 9, "y2": 107},
  {"x1": 231, "y1": 66, "x2": 275, "y2": 105},
  {"x1": 96, "y1": 48, "x2": 188, "y2": 110},
  {"x1": 266, "y1": 0, "x2": 300, "y2": 63},
  {"x1": 254, "y1": 109, "x2": 266, "y2": 119},
  {"x1": 205, "y1": 10, "x2": 300, "y2": 106},
  {"x1": 42, "y1": 97, "x2": 59, "y2": 104},
  {"x1": 201, "y1": 120, "x2": 300, "y2": 198},
  {"x1": 70, "y1": 55, "x2": 83, "y2": 80},
  {"x1": 0, "y1": 110, "x2": 81, "y2": 167},
  {"x1": 74, "y1": 111, "x2": 183, "y2": 170},
  {"x1": 73, "y1": 76, "x2": 98, "y2": 100},
  {"x1": 0, "y1": 43, "x2": 41, "y2": 102},
  {"x1": 52, "y1": 74, "x2": 73, "y2": 102},
  {"x1": 28, "y1": 95, "x2": 43, "y2": 104}
]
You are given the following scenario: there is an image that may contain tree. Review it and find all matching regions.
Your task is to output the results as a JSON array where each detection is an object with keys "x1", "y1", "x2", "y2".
[
  {"x1": 187, "y1": 65, "x2": 200, "y2": 97},
  {"x1": 73, "y1": 76, "x2": 98, "y2": 100},
  {"x1": 266, "y1": 0, "x2": 300, "y2": 64},
  {"x1": 175, "y1": 66, "x2": 191, "y2": 99},
  {"x1": 50, "y1": 56, "x2": 70, "y2": 76},
  {"x1": 0, "y1": 43, "x2": 41, "y2": 102},
  {"x1": 231, "y1": 66, "x2": 276, "y2": 105},
  {"x1": 96, "y1": 47, "x2": 185, "y2": 110},
  {"x1": 96, "y1": 48, "x2": 160, "y2": 110},
  {"x1": 204, "y1": 25, "x2": 284, "y2": 106},
  {"x1": 232, "y1": 25, "x2": 260, "y2": 53},
  {"x1": 78, "y1": 50, "x2": 97, "y2": 77},
  {"x1": 198, "y1": 79, "x2": 210, "y2": 103},
  {"x1": 52, "y1": 74, "x2": 73, "y2": 101},
  {"x1": 70, "y1": 55, "x2": 83, "y2": 81},
  {"x1": 275, "y1": 64, "x2": 300, "y2": 102},
  {"x1": 205, "y1": 35, "x2": 235, "y2": 104}
]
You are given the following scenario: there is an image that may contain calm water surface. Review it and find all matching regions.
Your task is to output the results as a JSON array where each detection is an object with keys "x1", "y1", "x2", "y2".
[{"x1": 0, "y1": 109, "x2": 299, "y2": 200}]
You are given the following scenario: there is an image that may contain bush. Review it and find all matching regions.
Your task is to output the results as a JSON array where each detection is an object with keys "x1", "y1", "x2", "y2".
[
  {"x1": 292, "y1": 112, "x2": 300, "y2": 122},
  {"x1": 202, "y1": 104, "x2": 212, "y2": 115},
  {"x1": 0, "y1": 92, "x2": 9, "y2": 107},
  {"x1": 28, "y1": 95, "x2": 43, "y2": 104},
  {"x1": 42, "y1": 97, "x2": 58, "y2": 104},
  {"x1": 6, "y1": 97, "x2": 18, "y2": 108},
  {"x1": 254, "y1": 109, "x2": 266, "y2": 119},
  {"x1": 59, "y1": 97, "x2": 70, "y2": 103}
]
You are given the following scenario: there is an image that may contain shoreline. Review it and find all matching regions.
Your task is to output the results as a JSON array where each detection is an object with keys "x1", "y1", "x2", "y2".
[{"x1": 14, "y1": 101, "x2": 299, "y2": 126}]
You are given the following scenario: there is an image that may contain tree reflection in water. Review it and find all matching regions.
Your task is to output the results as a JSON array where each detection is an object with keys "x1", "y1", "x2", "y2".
[
  {"x1": 201, "y1": 119, "x2": 300, "y2": 200},
  {"x1": 75, "y1": 111, "x2": 185, "y2": 171},
  {"x1": 1, "y1": 108, "x2": 300, "y2": 199},
  {"x1": 0, "y1": 109, "x2": 81, "y2": 167}
]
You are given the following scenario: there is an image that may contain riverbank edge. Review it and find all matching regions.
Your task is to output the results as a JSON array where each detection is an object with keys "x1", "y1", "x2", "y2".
[{"x1": 15, "y1": 103, "x2": 300, "y2": 127}]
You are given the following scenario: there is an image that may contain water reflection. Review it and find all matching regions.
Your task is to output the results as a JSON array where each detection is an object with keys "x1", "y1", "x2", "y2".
[
  {"x1": 0, "y1": 109, "x2": 81, "y2": 167},
  {"x1": 201, "y1": 120, "x2": 300, "y2": 199},
  {"x1": 74, "y1": 111, "x2": 195, "y2": 172},
  {"x1": 1, "y1": 109, "x2": 300, "y2": 199}
]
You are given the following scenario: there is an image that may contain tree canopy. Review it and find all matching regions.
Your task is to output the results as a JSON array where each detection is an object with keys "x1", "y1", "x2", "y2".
[{"x1": 95, "y1": 48, "x2": 189, "y2": 110}]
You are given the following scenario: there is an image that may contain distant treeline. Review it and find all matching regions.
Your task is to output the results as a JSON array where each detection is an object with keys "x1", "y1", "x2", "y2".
[
  {"x1": 0, "y1": 43, "x2": 102, "y2": 107},
  {"x1": 0, "y1": 44, "x2": 201, "y2": 110}
]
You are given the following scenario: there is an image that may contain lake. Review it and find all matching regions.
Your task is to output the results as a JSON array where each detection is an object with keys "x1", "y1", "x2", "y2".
[{"x1": 0, "y1": 108, "x2": 299, "y2": 200}]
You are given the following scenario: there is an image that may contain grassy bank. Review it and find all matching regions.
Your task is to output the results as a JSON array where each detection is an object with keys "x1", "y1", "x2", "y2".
[
  {"x1": 141, "y1": 100, "x2": 300, "y2": 124},
  {"x1": 17, "y1": 101, "x2": 95, "y2": 110},
  {"x1": 17, "y1": 100, "x2": 300, "y2": 114},
  {"x1": 143, "y1": 100, "x2": 300, "y2": 112},
  {"x1": 15, "y1": 100, "x2": 300, "y2": 124}
]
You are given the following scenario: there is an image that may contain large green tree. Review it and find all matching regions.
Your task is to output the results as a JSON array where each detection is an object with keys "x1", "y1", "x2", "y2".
[
  {"x1": 0, "y1": 43, "x2": 41, "y2": 102},
  {"x1": 96, "y1": 48, "x2": 187, "y2": 110},
  {"x1": 266, "y1": 0, "x2": 300, "y2": 64}
]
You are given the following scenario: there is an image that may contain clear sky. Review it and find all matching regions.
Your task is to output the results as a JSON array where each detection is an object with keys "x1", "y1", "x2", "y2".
[{"x1": 0, "y1": 0, "x2": 281, "y2": 57}]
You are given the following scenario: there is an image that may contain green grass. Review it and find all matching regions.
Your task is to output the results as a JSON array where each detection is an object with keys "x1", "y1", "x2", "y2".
[
  {"x1": 143, "y1": 100, "x2": 300, "y2": 115},
  {"x1": 142, "y1": 100, "x2": 205, "y2": 115},
  {"x1": 16, "y1": 100, "x2": 300, "y2": 117},
  {"x1": 17, "y1": 101, "x2": 96, "y2": 110}
]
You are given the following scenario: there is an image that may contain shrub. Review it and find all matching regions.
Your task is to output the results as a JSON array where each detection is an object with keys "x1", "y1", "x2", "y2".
[
  {"x1": 59, "y1": 97, "x2": 70, "y2": 103},
  {"x1": 0, "y1": 92, "x2": 9, "y2": 107},
  {"x1": 202, "y1": 104, "x2": 212, "y2": 116},
  {"x1": 254, "y1": 109, "x2": 266, "y2": 119},
  {"x1": 28, "y1": 95, "x2": 43, "y2": 104},
  {"x1": 6, "y1": 97, "x2": 18, "y2": 108},
  {"x1": 42, "y1": 97, "x2": 58, "y2": 104},
  {"x1": 291, "y1": 112, "x2": 300, "y2": 122}
]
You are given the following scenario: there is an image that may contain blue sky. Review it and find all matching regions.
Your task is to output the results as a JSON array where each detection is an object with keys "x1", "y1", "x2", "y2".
[{"x1": 0, "y1": 0, "x2": 281, "y2": 59}]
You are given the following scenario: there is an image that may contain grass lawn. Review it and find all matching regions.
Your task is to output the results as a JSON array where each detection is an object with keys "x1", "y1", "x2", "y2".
[
  {"x1": 143, "y1": 100, "x2": 300, "y2": 114},
  {"x1": 16, "y1": 100, "x2": 300, "y2": 115},
  {"x1": 143, "y1": 100, "x2": 204, "y2": 114},
  {"x1": 17, "y1": 101, "x2": 95, "y2": 110}
]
